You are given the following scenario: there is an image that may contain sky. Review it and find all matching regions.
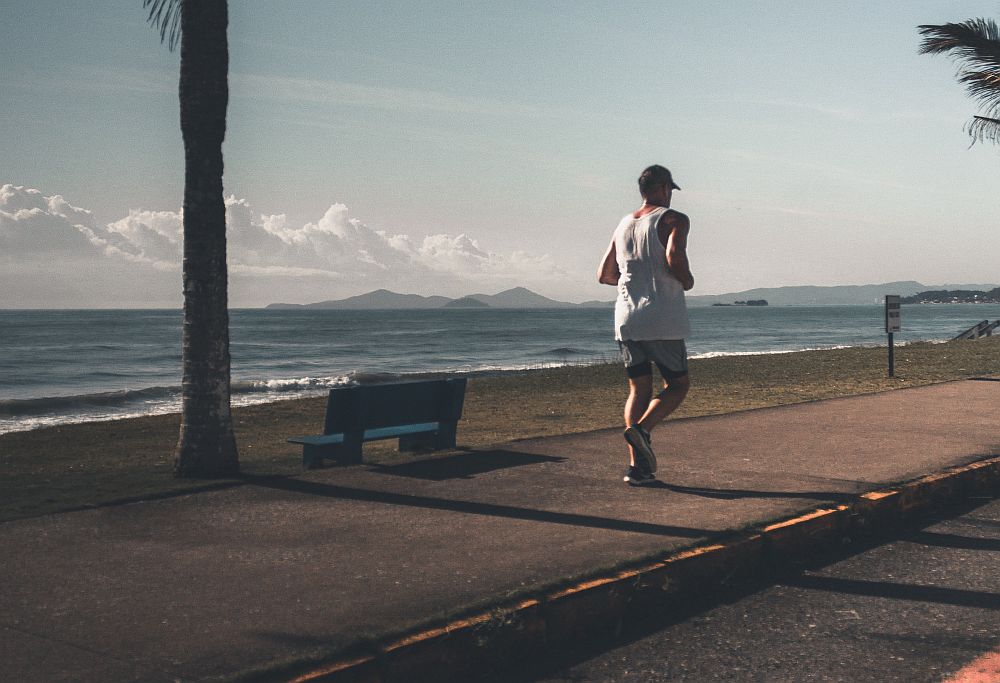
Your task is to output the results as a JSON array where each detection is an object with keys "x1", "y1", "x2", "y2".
[{"x1": 2, "y1": 1, "x2": 999, "y2": 308}]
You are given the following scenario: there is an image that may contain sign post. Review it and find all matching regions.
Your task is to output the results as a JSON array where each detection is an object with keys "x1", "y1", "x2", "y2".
[{"x1": 885, "y1": 295, "x2": 901, "y2": 377}]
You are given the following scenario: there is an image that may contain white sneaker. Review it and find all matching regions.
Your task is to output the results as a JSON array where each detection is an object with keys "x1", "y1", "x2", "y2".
[
  {"x1": 624, "y1": 425, "x2": 657, "y2": 473},
  {"x1": 624, "y1": 465, "x2": 657, "y2": 486}
]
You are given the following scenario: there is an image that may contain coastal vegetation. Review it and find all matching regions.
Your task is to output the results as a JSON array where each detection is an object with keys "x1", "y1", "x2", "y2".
[
  {"x1": 901, "y1": 288, "x2": 1000, "y2": 304},
  {"x1": 1, "y1": 338, "x2": 997, "y2": 522}
]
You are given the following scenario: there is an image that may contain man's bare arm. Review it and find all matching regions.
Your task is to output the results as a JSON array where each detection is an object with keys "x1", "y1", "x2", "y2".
[
  {"x1": 597, "y1": 239, "x2": 620, "y2": 285},
  {"x1": 662, "y1": 212, "x2": 694, "y2": 291}
]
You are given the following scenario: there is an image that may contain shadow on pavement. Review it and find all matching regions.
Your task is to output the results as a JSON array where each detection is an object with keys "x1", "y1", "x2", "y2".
[
  {"x1": 902, "y1": 529, "x2": 1000, "y2": 552},
  {"x1": 665, "y1": 483, "x2": 857, "y2": 503},
  {"x1": 365, "y1": 450, "x2": 567, "y2": 481},
  {"x1": 781, "y1": 574, "x2": 1000, "y2": 609},
  {"x1": 242, "y1": 474, "x2": 710, "y2": 539}
]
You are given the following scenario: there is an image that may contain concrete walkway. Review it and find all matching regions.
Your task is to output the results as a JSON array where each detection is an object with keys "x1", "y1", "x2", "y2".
[{"x1": 1, "y1": 380, "x2": 998, "y2": 682}]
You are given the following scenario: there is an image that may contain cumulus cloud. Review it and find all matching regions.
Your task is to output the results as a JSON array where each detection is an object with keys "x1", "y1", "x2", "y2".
[
  {"x1": 415, "y1": 233, "x2": 556, "y2": 278},
  {"x1": 0, "y1": 185, "x2": 103, "y2": 255},
  {"x1": 0, "y1": 184, "x2": 564, "y2": 305}
]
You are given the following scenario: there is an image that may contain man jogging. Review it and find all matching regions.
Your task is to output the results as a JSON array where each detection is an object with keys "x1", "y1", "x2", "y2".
[{"x1": 597, "y1": 165, "x2": 694, "y2": 486}]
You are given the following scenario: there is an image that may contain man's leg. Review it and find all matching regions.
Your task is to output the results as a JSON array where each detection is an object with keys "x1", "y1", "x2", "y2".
[
  {"x1": 636, "y1": 373, "x2": 689, "y2": 434},
  {"x1": 625, "y1": 374, "x2": 652, "y2": 467}
]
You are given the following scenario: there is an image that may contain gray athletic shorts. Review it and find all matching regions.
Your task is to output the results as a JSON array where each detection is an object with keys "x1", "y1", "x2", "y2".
[{"x1": 618, "y1": 339, "x2": 689, "y2": 379}]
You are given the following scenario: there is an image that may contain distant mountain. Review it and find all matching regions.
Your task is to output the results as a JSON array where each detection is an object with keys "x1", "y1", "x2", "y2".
[
  {"x1": 444, "y1": 296, "x2": 490, "y2": 308},
  {"x1": 268, "y1": 286, "x2": 584, "y2": 310},
  {"x1": 267, "y1": 281, "x2": 1000, "y2": 310},
  {"x1": 467, "y1": 287, "x2": 573, "y2": 308},
  {"x1": 688, "y1": 282, "x2": 1000, "y2": 307},
  {"x1": 266, "y1": 289, "x2": 451, "y2": 310}
]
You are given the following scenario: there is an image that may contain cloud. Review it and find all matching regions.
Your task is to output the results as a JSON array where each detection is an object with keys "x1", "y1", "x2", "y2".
[
  {"x1": 0, "y1": 185, "x2": 103, "y2": 255},
  {"x1": 102, "y1": 209, "x2": 183, "y2": 269},
  {"x1": 416, "y1": 233, "x2": 556, "y2": 278},
  {"x1": 0, "y1": 184, "x2": 564, "y2": 305}
]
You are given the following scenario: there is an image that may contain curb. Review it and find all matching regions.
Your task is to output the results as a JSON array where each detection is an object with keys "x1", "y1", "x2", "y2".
[{"x1": 251, "y1": 454, "x2": 1000, "y2": 683}]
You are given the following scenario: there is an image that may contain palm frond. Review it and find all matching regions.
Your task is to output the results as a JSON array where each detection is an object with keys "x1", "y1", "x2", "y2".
[
  {"x1": 918, "y1": 18, "x2": 1000, "y2": 144},
  {"x1": 956, "y1": 69, "x2": 1000, "y2": 115},
  {"x1": 918, "y1": 19, "x2": 1000, "y2": 69},
  {"x1": 144, "y1": 0, "x2": 181, "y2": 51},
  {"x1": 967, "y1": 115, "x2": 1000, "y2": 144}
]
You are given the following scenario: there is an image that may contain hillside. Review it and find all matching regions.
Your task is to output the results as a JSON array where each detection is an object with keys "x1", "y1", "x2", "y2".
[{"x1": 466, "y1": 287, "x2": 573, "y2": 308}]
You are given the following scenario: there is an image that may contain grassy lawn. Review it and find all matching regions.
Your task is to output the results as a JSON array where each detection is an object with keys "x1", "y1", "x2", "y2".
[{"x1": 1, "y1": 338, "x2": 997, "y2": 522}]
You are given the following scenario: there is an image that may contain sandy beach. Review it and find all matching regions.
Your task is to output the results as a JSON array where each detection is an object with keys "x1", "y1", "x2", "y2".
[{"x1": 2, "y1": 338, "x2": 997, "y2": 522}]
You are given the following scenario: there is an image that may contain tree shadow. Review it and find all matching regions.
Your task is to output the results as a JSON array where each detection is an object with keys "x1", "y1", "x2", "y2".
[
  {"x1": 365, "y1": 450, "x2": 567, "y2": 481},
  {"x1": 242, "y1": 474, "x2": 709, "y2": 539}
]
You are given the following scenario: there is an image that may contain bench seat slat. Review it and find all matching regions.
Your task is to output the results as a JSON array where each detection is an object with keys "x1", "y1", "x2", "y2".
[
  {"x1": 288, "y1": 422, "x2": 440, "y2": 447},
  {"x1": 287, "y1": 434, "x2": 345, "y2": 446},
  {"x1": 363, "y1": 422, "x2": 440, "y2": 441}
]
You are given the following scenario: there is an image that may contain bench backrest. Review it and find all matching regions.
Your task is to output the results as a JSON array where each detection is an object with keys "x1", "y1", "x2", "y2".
[{"x1": 322, "y1": 378, "x2": 467, "y2": 434}]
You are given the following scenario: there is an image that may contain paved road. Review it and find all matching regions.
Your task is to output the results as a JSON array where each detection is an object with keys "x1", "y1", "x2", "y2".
[{"x1": 526, "y1": 497, "x2": 1000, "y2": 683}]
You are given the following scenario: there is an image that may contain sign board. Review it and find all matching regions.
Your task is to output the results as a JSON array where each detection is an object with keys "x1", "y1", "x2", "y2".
[{"x1": 885, "y1": 295, "x2": 901, "y2": 333}]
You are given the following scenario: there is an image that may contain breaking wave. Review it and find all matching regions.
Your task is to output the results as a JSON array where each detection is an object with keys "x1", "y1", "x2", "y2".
[
  {"x1": 0, "y1": 386, "x2": 179, "y2": 417},
  {"x1": 0, "y1": 375, "x2": 360, "y2": 435}
]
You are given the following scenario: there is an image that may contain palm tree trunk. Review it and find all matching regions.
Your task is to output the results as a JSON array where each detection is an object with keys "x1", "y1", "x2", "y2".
[{"x1": 174, "y1": 0, "x2": 238, "y2": 476}]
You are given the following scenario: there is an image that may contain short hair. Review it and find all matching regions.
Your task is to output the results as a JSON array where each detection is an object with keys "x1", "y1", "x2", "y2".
[{"x1": 638, "y1": 165, "x2": 675, "y2": 197}]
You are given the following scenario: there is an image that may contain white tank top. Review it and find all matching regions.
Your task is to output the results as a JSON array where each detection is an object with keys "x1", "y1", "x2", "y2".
[{"x1": 613, "y1": 207, "x2": 690, "y2": 341}]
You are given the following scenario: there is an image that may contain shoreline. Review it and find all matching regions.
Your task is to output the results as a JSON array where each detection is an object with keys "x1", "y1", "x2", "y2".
[
  {"x1": 1, "y1": 338, "x2": 997, "y2": 521},
  {"x1": 0, "y1": 339, "x2": 952, "y2": 436}
]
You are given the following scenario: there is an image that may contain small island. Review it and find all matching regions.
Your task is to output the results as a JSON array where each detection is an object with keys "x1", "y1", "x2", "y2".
[{"x1": 713, "y1": 300, "x2": 768, "y2": 307}]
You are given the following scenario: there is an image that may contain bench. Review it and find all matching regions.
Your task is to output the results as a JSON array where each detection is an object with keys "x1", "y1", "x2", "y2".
[{"x1": 288, "y1": 378, "x2": 467, "y2": 468}]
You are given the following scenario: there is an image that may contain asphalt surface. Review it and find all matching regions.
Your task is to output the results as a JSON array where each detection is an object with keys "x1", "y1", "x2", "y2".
[
  {"x1": 0, "y1": 380, "x2": 997, "y2": 682},
  {"x1": 529, "y1": 497, "x2": 1000, "y2": 683}
]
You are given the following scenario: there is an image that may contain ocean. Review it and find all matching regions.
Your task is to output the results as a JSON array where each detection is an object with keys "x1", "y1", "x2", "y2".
[{"x1": 1, "y1": 304, "x2": 997, "y2": 434}]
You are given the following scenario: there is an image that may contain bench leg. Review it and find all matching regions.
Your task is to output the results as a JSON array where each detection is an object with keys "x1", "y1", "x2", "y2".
[
  {"x1": 433, "y1": 421, "x2": 458, "y2": 449},
  {"x1": 302, "y1": 444, "x2": 329, "y2": 469},
  {"x1": 302, "y1": 438, "x2": 363, "y2": 469},
  {"x1": 398, "y1": 422, "x2": 457, "y2": 453},
  {"x1": 398, "y1": 432, "x2": 435, "y2": 452}
]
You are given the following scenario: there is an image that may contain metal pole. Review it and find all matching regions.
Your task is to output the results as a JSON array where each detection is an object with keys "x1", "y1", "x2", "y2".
[{"x1": 888, "y1": 332, "x2": 894, "y2": 377}]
